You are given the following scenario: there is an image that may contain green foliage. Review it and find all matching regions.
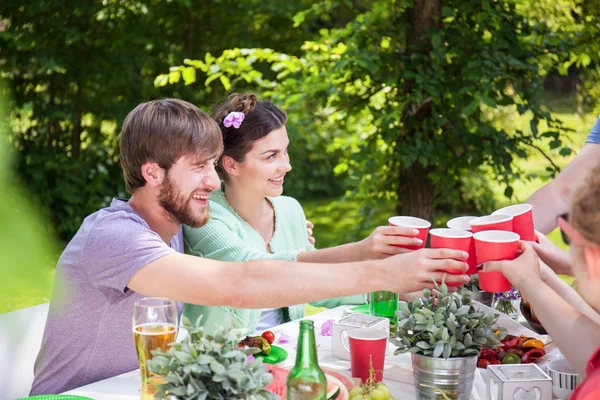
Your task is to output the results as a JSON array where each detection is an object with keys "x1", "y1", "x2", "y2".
[
  {"x1": 392, "y1": 283, "x2": 507, "y2": 359},
  {"x1": 2, "y1": 0, "x2": 597, "y2": 240},
  {"x1": 0, "y1": 0, "x2": 329, "y2": 240},
  {"x1": 147, "y1": 316, "x2": 276, "y2": 400},
  {"x1": 163, "y1": 0, "x2": 579, "y2": 225},
  {"x1": 0, "y1": 83, "x2": 57, "y2": 312}
]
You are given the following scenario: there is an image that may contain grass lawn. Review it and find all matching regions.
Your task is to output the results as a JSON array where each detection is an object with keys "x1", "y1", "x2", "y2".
[{"x1": 1, "y1": 106, "x2": 595, "y2": 315}]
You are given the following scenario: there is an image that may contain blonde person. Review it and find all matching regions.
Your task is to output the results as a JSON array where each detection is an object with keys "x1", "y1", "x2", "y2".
[
  {"x1": 183, "y1": 93, "x2": 464, "y2": 333},
  {"x1": 481, "y1": 160, "x2": 600, "y2": 399}
]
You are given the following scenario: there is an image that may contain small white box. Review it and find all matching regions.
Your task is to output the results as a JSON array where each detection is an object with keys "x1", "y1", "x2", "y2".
[
  {"x1": 486, "y1": 364, "x2": 552, "y2": 400},
  {"x1": 331, "y1": 313, "x2": 389, "y2": 360}
]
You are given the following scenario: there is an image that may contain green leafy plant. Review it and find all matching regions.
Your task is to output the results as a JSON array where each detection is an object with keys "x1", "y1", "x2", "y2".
[
  {"x1": 147, "y1": 316, "x2": 276, "y2": 400},
  {"x1": 392, "y1": 283, "x2": 507, "y2": 359}
]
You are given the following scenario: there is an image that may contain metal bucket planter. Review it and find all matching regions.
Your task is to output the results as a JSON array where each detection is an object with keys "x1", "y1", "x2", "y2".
[
  {"x1": 472, "y1": 290, "x2": 494, "y2": 307},
  {"x1": 411, "y1": 353, "x2": 477, "y2": 400}
]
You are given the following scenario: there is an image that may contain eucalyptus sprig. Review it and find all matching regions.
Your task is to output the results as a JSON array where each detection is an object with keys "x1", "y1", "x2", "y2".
[
  {"x1": 391, "y1": 282, "x2": 507, "y2": 359},
  {"x1": 147, "y1": 316, "x2": 276, "y2": 400}
]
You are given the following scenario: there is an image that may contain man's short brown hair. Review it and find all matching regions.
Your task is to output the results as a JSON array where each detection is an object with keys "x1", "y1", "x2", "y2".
[{"x1": 120, "y1": 98, "x2": 223, "y2": 193}]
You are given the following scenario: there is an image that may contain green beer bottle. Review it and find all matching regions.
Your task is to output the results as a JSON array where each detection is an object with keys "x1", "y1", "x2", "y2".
[
  {"x1": 286, "y1": 320, "x2": 327, "y2": 400},
  {"x1": 370, "y1": 291, "x2": 398, "y2": 325}
]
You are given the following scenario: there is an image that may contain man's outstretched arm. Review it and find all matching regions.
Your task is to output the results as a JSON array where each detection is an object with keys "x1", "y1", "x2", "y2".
[{"x1": 127, "y1": 248, "x2": 469, "y2": 308}]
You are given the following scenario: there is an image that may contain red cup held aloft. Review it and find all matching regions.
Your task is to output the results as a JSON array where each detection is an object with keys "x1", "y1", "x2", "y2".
[
  {"x1": 470, "y1": 214, "x2": 513, "y2": 234},
  {"x1": 446, "y1": 216, "x2": 477, "y2": 232},
  {"x1": 344, "y1": 328, "x2": 387, "y2": 383},
  {"x1": 492, "y1": 204, "x2": 535, "y2": 242},
  {"x1": 473, "y1": 230, "x2": 520, "y2": 293},
  {"x1": 429, "y1": 228, "x2": 472, "y2": 286},
  {"x1": 446, "y1": 216, "x2": 478, "y2": 274},
  {"x1": 388, "y1": 216, "x2": 431, "y2": 250}
]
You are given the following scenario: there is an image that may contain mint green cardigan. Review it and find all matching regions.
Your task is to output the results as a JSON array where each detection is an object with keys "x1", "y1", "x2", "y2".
[{"x1": 183, "y1": 190, "x2": 366, "y2": 334}]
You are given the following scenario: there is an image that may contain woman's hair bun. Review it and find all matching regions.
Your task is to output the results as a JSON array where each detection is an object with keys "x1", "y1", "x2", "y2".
[{"x1": 227, "y1": 93, "x2": 258, "y2": 115}]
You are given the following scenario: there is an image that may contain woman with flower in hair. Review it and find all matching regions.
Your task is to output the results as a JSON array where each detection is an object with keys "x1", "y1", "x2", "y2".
[
  {"x1": 482, "y1": 159, "x2": 600, "y2": 399},
  {"x1": 183, "y1": 93, "x2": 469, "y2": 333}
]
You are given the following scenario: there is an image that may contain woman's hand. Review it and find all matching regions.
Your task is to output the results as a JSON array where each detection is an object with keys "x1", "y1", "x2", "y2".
[
  {"x1": 480, "y1": 241, "x2": 542, "y2": 289},
  {"x1": 360, "y1": 225, "x2": 423, "y2": 259},
  {"x1": 306, "y1": 220, "x2": 315, "y2": 245},
  {"x1": 527, "y1": 230, "x2": 572, "y2": 275},
  {"x1": 383, "y1": 248, "x2": 469, "y2": 293}
]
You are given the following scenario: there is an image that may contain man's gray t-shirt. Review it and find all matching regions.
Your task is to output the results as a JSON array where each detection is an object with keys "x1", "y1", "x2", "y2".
[
  {"x1": 30, "y1": 199, "x2": 184, "y2": 395},
  {"x1": 587, "y1": 116, "x2": 600, "y2": 144}
]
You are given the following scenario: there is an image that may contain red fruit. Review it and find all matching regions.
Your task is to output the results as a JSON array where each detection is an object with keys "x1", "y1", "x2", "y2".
[
  {"x1": 477, "y1": 359, "x2": 492, "y2": 369},
  {"x1": 266, "y1": 365, "x2": 290, "y2": 381},
  {"x1": 262, "y1": 330, "x2": 276, "y2": 345},
  {"x1": 490, "y1": 358, "x2": 501, "y2": 364},
  {"x1": 325, "y1": 374, "x2": 350, "y2": 400},
  {"x1": 264, "y1": 380, "x2": 286, "y2": 400},
  {"x1": 264, "y1": 365, "x2": 289, "y2": 400},
  {"x1": 320, "y1": 367, "x2": 355, "y2": 392},
  {"x1": 264, "y1": 367, "x2": 351, "y2": 400},
  {"x1": 501, "y1": 338, "x2": 520, "y2": 350},
  {"x1": 521, "y1": 348, "x2": 546, "y2": 364},
  {"x1": 480, "y1": 348, "x2": 499, "y2": 361}
]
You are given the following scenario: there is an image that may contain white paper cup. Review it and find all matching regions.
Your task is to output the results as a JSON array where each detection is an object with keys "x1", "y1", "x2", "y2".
[{"x1": 547, "y1": 359, "x2": 581, "y2": 399}]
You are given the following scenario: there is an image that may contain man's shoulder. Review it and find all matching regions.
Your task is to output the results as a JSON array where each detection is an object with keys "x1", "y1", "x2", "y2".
[
  {"x1": 68, "y1": 199, "x2": 156, "y2": 255},
  {"x1": 86, "y1": 199, "x2": 149, "y2": 233}
]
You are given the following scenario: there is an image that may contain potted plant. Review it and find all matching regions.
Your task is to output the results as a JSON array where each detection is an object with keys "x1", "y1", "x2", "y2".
[
  {"x1": 460, "y1": 275, "x2": 494, "y2": 308},
  {"x1": 392, "y1": 283, "x2": 506, "y2": 400},
  {"x1": 461, "y1": 275, "x2": 522, "y2": 320},
  {"x1": 147, "y1": 316, "x2": 276, "y2": 400}
]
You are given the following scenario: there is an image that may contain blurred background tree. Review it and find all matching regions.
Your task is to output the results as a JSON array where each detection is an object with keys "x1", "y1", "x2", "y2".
[
  {"x1": 0, "y1": 0, "x2": 598, "y2": 276},
  {"x1": 160, "y1": 0, "x2": 599, "y2": 227},
  {"x1": 0, "y1": 82, "x2": 56, "y2": 311}
]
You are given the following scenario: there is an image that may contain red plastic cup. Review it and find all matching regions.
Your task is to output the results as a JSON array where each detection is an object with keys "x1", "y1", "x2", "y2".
[
  {"x1": 388, "y1": 216, "x2": 431, "y2": 250},
  {"x1": 492, "y1": 204, "x2": 535, "y2": 242},
  {"x1": 473, "y1": 230, "x2": 520, "y2": 292},
  {"x1": 470, "y1": 214, "x2": 513, "y2": 234},
  {"x1": 347, "y1": 328, "x2": 387, "y2": 383},
  {"x1": 446, "y1": 216, "x2": 477, "y2": 232},
  {"x1": 429, "y1": 228, "x2": 472, "y2": 286},
  {"x1": 446, "y1": 216, "x2": 478, "y2": 274}
]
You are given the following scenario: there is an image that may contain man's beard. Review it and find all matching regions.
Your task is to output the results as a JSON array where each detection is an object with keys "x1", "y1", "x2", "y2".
[{"x1": 158, "y1": 173, "x2": 209, "y2": 228}]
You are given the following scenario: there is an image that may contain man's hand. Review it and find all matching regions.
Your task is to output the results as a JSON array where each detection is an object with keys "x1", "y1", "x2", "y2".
[
  {"x1": 384, "y1": 248, "x2": 469, "y2": 293},
  {"x1": 527, "y1": 230, "x2": 572, "y2": 275},
  {"x1": 480, "y1": 241, "x2": 542, "y2": 289},
  {"x1": 306, "y1": 220, "x2": 315, "y2": 245},
  {"x1": 360, "y1": 225, "x2": 423, "y2": 259}
]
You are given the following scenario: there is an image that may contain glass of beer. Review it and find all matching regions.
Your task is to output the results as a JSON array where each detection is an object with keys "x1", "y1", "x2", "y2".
[{"x1": 132, "y1": 297, "x2": 178, "y2": 400}]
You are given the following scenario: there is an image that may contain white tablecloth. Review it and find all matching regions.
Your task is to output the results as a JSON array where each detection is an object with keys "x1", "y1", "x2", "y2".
[{"x1": 65, "y1": 304, "x2": 550, "y2": 399}]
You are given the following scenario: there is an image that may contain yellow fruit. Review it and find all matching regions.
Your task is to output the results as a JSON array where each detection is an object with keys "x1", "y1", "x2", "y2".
[
  {"x1": 258, "y1": 336, "x2": 271, "y2": 355},
  {"x1": 375, "y1": 383, "x2": 390, "y2": 398},
  {"x1": 350, "y1": 386, "x2": 364, "y2": 397},
  {"x1": 522, "y1": 338, "x2": 545, "y2": 349},
  {"x1": 371, "y1": 389, "x2": 386, "y2": 400}
]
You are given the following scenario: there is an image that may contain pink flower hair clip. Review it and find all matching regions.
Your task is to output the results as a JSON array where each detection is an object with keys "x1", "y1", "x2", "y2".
[{"x1": 223, "y1": 111, "x2": 245, "y2": 129}]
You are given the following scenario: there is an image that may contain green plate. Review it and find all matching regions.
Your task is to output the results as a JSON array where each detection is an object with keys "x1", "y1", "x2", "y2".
[
  {"x1": 19, "y1": 396, "x2": 94, "y2": 400},
  {"x1": 255, "y1": 345, "x2": 288, "y2": 364}
]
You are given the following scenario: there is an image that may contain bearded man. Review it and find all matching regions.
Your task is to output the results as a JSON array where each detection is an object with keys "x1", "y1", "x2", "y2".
[{"x1": 31, "y1": 99, "x2": 468, "y2": 394}]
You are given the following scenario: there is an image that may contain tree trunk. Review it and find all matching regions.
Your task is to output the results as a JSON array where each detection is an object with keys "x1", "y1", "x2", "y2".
[
  {"x1": 396, "y1": 163, "x2": 435, "y2": 221},
  {"x1": 397, "y1": 0, "x2": 441, "y2": 221},
  {"x1": 184, "y1": 5, "x2": 194, "y2": 56},
  {"x1": 71, "y1": 84, "x2": 83, "y2": 159}
]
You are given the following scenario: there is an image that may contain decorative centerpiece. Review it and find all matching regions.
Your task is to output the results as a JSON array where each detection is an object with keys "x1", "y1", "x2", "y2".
[
  {"x1": 147, "y1": 316, "x2": 276, "y2": 400},
  {"x1": 493, "y1": 288, "x2": 521, "y2": 321},
  {"x1": 392, "y1": 283, "x2": 506, "y2": 399}
]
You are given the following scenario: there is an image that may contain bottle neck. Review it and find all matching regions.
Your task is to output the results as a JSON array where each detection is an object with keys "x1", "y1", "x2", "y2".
[{"x1": 295, "y1": 324, "x2": 319, "y2": 368}]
